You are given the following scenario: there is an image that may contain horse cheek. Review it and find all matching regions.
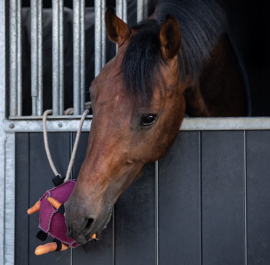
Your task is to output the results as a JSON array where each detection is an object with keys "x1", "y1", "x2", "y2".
[{"x1": 158, "y1": 94, "x2": 185, "y2": 159}]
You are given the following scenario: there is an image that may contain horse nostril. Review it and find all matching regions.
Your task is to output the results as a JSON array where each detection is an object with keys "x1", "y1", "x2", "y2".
[{"x1": 86, "y1": 218, "x2": 94, "y2": 230}]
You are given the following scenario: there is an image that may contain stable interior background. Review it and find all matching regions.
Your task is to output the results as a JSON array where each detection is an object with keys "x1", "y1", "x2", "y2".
[{"x1": 21, "y1": 0, "x2": 270, "y2": 116}]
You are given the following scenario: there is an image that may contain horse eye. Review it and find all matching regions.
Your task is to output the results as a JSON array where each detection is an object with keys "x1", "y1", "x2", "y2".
[{"x1": 140, "y1": 114, "x2": 157, "y2": 127}]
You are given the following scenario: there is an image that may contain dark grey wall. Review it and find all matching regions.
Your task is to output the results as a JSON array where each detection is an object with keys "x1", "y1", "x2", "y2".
[
  {"x1": 222, "y1": 0, "x2": 270, "y2": 116},
  {"x1": 15, "y1": 131, "x2": 270, "y2": 264}
]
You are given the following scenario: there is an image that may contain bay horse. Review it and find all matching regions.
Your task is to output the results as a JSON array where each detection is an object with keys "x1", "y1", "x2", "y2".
[{"x1": 65, "y1": 0, "x2": 247, "y2": 244}]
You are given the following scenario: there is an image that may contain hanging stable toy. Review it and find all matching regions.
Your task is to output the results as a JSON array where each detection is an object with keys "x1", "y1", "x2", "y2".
[{"x1": 27, "y1": 109, "x2": 97, "y2": 255}]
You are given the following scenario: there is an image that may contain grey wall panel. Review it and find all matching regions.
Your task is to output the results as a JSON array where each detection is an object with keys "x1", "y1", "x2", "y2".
[
  {"x1": 16, "y1": 130, "x2": 270, "y2": 265},
  {"x1": 158, "y1": 131, "x2": 201, "y2": 265},
  {"x1": 72, "y1": 133, "x2": 114, "y2": 265},
  {"x1": 15, "y1": 133, "x2": 30, "y2": 265},
  {"x1": 202, "y1": 131, "x2": 245, "y2": 265},
  {"x1": 246, "y1": 131, "x2": 270, "y2": 265},
  {"x1": 114, "y1": 163, "x2": 155, "y2": 265},
  {"x1": 29, "y1": 133, "x2": 71, "y2": 265}
]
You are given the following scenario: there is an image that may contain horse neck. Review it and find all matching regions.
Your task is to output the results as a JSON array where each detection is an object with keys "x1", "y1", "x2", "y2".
[{"x1": 197, "y1": 33, "x2": 247, "y2": 117}]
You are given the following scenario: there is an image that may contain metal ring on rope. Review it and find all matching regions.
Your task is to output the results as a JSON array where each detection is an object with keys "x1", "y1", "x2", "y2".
[{"x1": 43, "y1": 108, "x2": 90, "y2": 183}]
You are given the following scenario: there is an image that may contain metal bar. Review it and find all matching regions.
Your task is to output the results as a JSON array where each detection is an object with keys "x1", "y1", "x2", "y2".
[
  {"x1": 6, "y1": 117, "x2": 270, "y2": 132},
  {"x1": 73, "y1": 0, "x2": 81, "y2": 114},
  {"x1": 0, "y1": 0, "x2": 6, "y2": 262},
  {"x1": 80, "y1": 0, "x2": 85, "y2": 114},
  {"x1": 122, "y1": 0, "x2": 128, "y2": 23},
  {"x1": 52, "y1": 0, "x2": 64, "y2": 116},
  {"x1": 180, "y1": 117, "x2": 270, "y2": 131},
  {"x1": 37, "y1": 0, "x2": 43, "y2": 116},
  {"x1": 8, "y1": 115, "x2": 93, "y2": 120},
  {"x1": 17, "y1": 0, "x2": 22, "y2": 116},
  {"x1": 116, "y1": 0, "x2": 123, "y2": 19},
  {"x1": 10, "y1": 0, "x2": 18, "y2": 117},
  {"x1": 59, "y1": 0, "x2": 64, "y2": 115},
  {"x1": 31, "y1": 0, "x2": 41, "y2": 116},
  {"x1": 4, "y1": 133, "x2": 16, "y2": 265},
  {"x1": 143, "y1": 0, "x2": 148, "y2": 19},
  {"x1": 101, "y1": 0, "x2": 106, "y2": 68},
  {"x1": 115, "y1": 0, "x2": 122, "y2": 53},
  {"x1": 94, "y1": 0, "x2": 102, "y2": 76},
  {"x1": 5, "y1": 119, "x2": 93, "y2": 133},
  {"x1": 52, "y1": 0, "x2": 59, "y2": 115},
  {"x1": 137, "y1": 0, "x2": 144, "y2": 22}
]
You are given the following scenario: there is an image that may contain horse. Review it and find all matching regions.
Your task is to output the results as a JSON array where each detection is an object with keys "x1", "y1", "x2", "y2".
[{"x1": 65, "y1": 0, "x2": 248, "y2": 244}]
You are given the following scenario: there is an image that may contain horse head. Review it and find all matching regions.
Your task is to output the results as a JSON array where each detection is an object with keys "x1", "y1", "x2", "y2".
[{"x1": 65, "y1": 8, "x2": 186, "y2": 244}]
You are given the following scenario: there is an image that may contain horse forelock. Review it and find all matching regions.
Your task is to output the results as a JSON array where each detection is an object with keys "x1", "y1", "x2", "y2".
[
  {"x1": 122, "y1": 0, "x2": 227, "y2": 101},
  {"x1": 122, "y1": 20, "x2": 163, "y2": 103}
]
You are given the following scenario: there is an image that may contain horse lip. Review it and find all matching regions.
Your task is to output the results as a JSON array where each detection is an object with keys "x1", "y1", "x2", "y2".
[
  {"x1": 70, "y1": 232, "x2": 89, "y2": 245},
  {"x1": 76, "y1": 237, "x2": 88, "y2": 245},
  {"x1": 66, "y1": 226, "x2": 93, "y2": 245},
  {"x1": 85, "y1": 231, "x2": 95, "y2": 242},
  {"x1": 84, "y1": 223, "x2": 107, "y2": 243}
]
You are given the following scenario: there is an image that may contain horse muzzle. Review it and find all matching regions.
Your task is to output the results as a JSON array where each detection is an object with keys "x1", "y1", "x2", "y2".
[
  {"x1": 65, "y1": 199, "x2": 113, "y2": 245},
  {"x1": 65, "y1": 215, "x2": 96, "y2": 245}
]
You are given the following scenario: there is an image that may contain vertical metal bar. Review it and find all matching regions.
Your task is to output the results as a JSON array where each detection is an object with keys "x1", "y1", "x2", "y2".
[
  {"x1": 80, "y1": 0, "x2": 85, "y2": 114},
  {"x1": 143, "y1": 0, "x2": 148, "y2": 19},
  {"x1": 137, "y1": 0, "x2": 143, "y2": 22},
  {"x1": 52, "y1": 0, "x2": 59, "y2": 115},
  {"x1": 116, "y1": 0, "x2": 123, "y2": 19},
  {"x1": 17, "y1": 0, "x2": 22, "y2": 116},
  {"x1": 122, "y1": 0, "x2": 128, "y2": 23},
  {"x1": 101, "y1": 0, "x2": 106, "y2": 68},
  {"x1": 0, "y1": 0, "x2": 6, "y2": 262},
  {"x1": 4, "y1": 133, "x2": 16, "y2": 265},
  {"x1": 59, "y1": 0, "x2": 64, "y2": 115},
  {"x1": 37, "y1": 0, "x2": 43, "y2": 116},
  {"x1": 74, "y1": 0, "x2": 81, "y2": 114},
  {"x1": 115, "y1": 0, "x2": 123, "y2": 53},
  {"x1": 94, "y1": 0, "x2": 101, "y2": 77},
  {"x1": 52, "y1": 0, "x2": 63, "y2": 116},
  {"x1": 10, "y1": 0, "x2": 18, "y2": 117},
  {"x1": 31, "y1": 0, "x2": 38, "y2": 115}
]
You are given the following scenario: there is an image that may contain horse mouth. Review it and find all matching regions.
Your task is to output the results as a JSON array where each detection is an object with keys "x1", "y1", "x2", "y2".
[
  {"x1": 85, "y1": 231, "x2": 95, "y2": 244},
  {"x1": 67, "y1": 212, "x2": 112, "y2": 245},
  {"x1": 74, "y1": 226, "x2": 104, "y2": 245}
]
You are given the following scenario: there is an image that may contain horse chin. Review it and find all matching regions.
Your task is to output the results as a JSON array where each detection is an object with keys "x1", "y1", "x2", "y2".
[
  {"x1": 92, "y1": 210, "x2": 113, "y2": 240},
  {"x1": 89, "y1": 210, "x2": 113, "y2": 241}
]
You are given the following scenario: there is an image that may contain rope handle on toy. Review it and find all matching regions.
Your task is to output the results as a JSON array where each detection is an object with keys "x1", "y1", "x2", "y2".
[{"x1": 43, "y1": 108, "x2": 90, "y2": 183}]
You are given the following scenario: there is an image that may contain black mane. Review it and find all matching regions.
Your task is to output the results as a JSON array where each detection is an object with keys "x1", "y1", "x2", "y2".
[{"x1": 122, "y1": 0, "x2": 227, "y2": 101}]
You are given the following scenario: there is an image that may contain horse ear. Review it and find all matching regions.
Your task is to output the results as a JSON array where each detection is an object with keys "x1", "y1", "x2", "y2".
[
  {"x1": 159, "y1": 15, "x2": 181, "y2": 60},
  {"x1": 105, "y1": 7, "x2": 132, "y2": 47}
]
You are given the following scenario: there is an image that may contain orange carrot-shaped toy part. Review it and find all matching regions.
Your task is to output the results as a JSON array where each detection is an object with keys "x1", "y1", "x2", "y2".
[
  {"x1": 46, "y1": 196, "x2": 62, "y2": 210},
  {"x1": 35, "y1": 242, "x2": 69, "y2": 255},
  {"x1": 27, "y1": 201, "x2": 41, "y2": 215}
]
